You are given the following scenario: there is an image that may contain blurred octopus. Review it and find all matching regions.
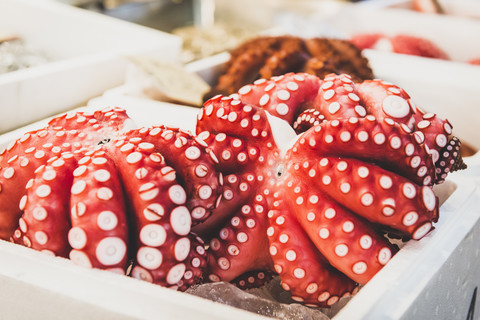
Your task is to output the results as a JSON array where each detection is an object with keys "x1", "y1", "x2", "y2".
[
  {"x1": 0, "y1": 108, "x2": 223, "y2": 291},
  {"x1": 195, "y1": 72, "x2": 465, "y2": 307},
  {"x1": 204, "y1": 36, "x2": 374, "y2": 101}
]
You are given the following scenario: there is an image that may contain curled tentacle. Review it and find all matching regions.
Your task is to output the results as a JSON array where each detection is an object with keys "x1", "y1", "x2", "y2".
[
  {"x1": 291, "y1": 117, "x2": 436, "y2": 186},
  {"x1": 357, "y1": 79, "x2": 416, "y2": 127},
  {"x1": 205, "y1": 194, "x2": 272, "y2": 284},
  {"x1": 293, "y1": 109, "x2": 326, "y2": 134},
  {"x1": 411, "y1": 110, "x2": 466, "y2": 183},
  {"x1": 266, "y1": 191, "x2": 358, "y2": 307},
  {"x1": 176, "y1": 233, "x2": 208, "y2": 291},
  {"x1": 234, "y1": 72, "x2": 321, "y2": 124},
  {"x1": 13, "y1": 153, "x2": 77, "y2": 257},
  {"x1": 69, "y1": 152, "x2": 129, "y2": 272},
  {"x1": 313, "y1": 73, "x2": 367, "y2": 121},
  {"x1": 120, "y1": 127, "x2": 221, "y2": 224},
  {"x1": 110, "y1": 139, "x2": 198, "y2": 287}
]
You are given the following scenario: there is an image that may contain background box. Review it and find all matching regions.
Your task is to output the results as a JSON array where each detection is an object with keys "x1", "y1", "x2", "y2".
[{"x1": 0, "y1": 0, "x2": 182, "y2": 134}]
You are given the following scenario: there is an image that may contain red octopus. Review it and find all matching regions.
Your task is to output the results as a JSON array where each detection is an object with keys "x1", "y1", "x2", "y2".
[
  {"x1": 0, "y1": 108, "x2": 220, "y2": 290},
  {"x1": 195, "y1": 72, "x2": 464, "y2": 307},
  {"x1": 350, "y1": 33, "x2": 450, "y2": 60},
  {"x1": 0, "y1": 73, "x2": 465, "y2": 308}
]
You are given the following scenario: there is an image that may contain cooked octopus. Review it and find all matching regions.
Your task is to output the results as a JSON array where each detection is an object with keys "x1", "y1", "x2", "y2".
[{"x1": 204, "y1": 36, "x2": 374, "y2": 101}]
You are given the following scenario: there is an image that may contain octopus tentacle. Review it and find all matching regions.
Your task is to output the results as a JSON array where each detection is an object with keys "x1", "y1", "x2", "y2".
[
  {"x1": 259, "y1": 37, "x2": 309, "y2": 79},
  {"x1": 123, "y1": 127, "x2": 221, "y2": 224},
  {"x1": 302, "y1": 156, "x2": 438, "y2": 239},
  {"x1": 313, "y1": 73, "x2": 367, "y2": 120},
  {"x1": 176, "y1": 233, "x2": 208, "y2": 291},
  {"x1": 198, "y1": 96, "x2": 276, "y2": 148},
  {"x1": 194, "y1": 131, "x2": 254, "y2": 175},
  {"x1": 235, "y1": 73, "x2": 321, "y2": 124},
  {"x1": 204, "y1": 36, "x2": 373, "y2": 101},
  {"x1": 279, "y1": 176, "x2": 398, "y2": 284},
  {"x1": 412, "y1": 111, "x2": 465, "y2": 182},
  {"x1": 437, "y1": 137, "x2": 466, "y2": 177},
  {"x1": 291, "y1": 117, "x2": 436, "y2": 186},
  {"x1": 110, "y1": 139, "x2": 197, "y2": 287},
  {"x1": 193, "y1": 173, "x2": 257, "y2": 237},
  {"x1": 293, "y1": 108, "x2": 326, "y2": 134},
  {"x1": 205, "y1": 193, "x2": 272, "y2": 283},
  {"x1": 205, "y1": 36, "x2": 287, "y2": 100},
  {"x1": 0, "y1": 109, "x2": 133, "y2": 240},
  {"x1": 48, "y1": 107, "x2": 132, "y2": 139},
  {"x1": 1, "y1": 107, "x2": 211, "y2": 293},
  {"x1": 356, "y1": 80, "x2": 466, "y2": 182},
  {"x1": 13, "y1": 153, "x2": 77, "y2": 257},
  {"x1": 0, "y1": 155, "x2": 41, "y2": 239},
  {"x1": 267, "y1": 190, "x2": 357, "y2": 307},
  {"x1": 303, "y1": 38, "x2": 374, "y2": 82},
  {"x1": 69, "y1": 152, "x2": 129, "y2": 272},
  {"x1": 232, "y1": 270, "x2": 275, "y2": 290},
  {"x1": 357, "y1": 79, "x2": 415, "y2": 126},
  {"x1": 0, "y1": 131, "x2": 94, "y2": 239}
]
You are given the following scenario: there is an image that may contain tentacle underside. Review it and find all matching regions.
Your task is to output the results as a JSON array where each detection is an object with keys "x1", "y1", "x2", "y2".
[
  {"x1": 205, "y1": 194, "x2": 272, "y2": 284},
  {"x1": 290, "y1": 117, "x2": 436, "y2": 186},
  {"x1": 0, "y1": 130, "x2": 86, "y2": 239},
  {"x1": 267, "y1": 189, "x2": 357, "y2": 307},
  {"x1": 69, "y1": 152, "x2": 129, "y2": 272},
  {"x1": 235, "y1": 73, "x2": 321, "y2": 124},
  {"x1": 232, "y1": 269, "x2": 275, "y2": 290},
  {"x1": 280, "y1": 177, "x2": 398, "y2": 284},
  {"x1": 122, "y1": 127, "x2": 221, "y2": 224},
  {"x1": 13, "y1": 153, "x2": 77, "y2": 257},
  {"x1": 110, "y1": 139, "x2": 203, "y2": 288}
]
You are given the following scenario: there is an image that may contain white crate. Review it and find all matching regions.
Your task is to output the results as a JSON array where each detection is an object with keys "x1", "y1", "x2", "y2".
[
  {"x1": 1, "y1": 38, "x2": 480, "y2": 318},
  {"x1": 0, "y1": 0, "x2": 182, "y2": 134},
  {"x1": 0, "y1": 93, "x2": 477, "y2": 319}
]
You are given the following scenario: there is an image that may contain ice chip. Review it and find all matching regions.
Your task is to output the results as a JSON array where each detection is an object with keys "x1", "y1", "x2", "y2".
[{"x1": 186, "y1": 280, "x2": 331, "y2": 320}]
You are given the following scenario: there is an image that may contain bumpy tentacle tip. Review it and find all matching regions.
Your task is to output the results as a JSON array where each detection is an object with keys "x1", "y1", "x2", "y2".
[
  {"x1": 450, "y1": 137, "x2": 467, "y2": 172},
  {"x1": 452, "y1": 154, "x2": 467, "y2": 172},
  {"x1": 435, "y1": 136, "x2": 467, "y2": 184}
]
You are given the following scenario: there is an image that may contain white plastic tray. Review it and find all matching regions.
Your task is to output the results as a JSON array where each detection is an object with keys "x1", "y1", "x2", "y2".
[
  {"x1": 0, "y1": 99, "x2": 479, "y2": 319},
  {"x1": 0, "y1": 0, "x2": 182, "y2": 134},
  {"x1": 356, "y1": 0, "x2": 480, "y2": 20}
]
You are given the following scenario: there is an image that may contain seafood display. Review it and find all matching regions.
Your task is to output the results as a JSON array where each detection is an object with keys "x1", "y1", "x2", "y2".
[{"x1": 0, "y1": 72, "x2": 465, "y2": 309}]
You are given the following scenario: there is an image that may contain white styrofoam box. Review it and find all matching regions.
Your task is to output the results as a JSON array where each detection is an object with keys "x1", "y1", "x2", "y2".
[
  {"x1": 0, "y1": 96, "x2": 479, "y2": 319},
  {"x1": 0, "y1": 0, "x2": 182, "y2": 134},
  {"x1": 356, "y1": 0, "x2": 480, "y2": 20},
  {"x1": 299, "y1": 5, "x2": 480, "y2": 63}
]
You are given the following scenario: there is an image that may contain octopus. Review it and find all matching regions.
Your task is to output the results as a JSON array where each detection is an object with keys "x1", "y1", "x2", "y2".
[
  {"x1": 0, "y1": 108, "x2": 220, "y2": 291},
  {"x1": 203, "y1": 36, "x2": 374, "y2": 101},
  {"x1": 350, "y1": 33, "x2": 450, "y2": 60},
  {"x1": 195, "y1": 72, "x2": 465, "y2": 307},
  {"x1": 0, "y1": 73, "x2": 466, "y2": 308}
]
